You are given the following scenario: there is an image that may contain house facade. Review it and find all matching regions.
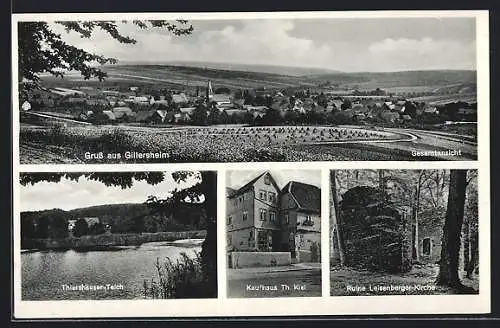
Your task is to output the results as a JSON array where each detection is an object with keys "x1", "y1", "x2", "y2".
[{"x1": 227, "y1": 172, "x2": 321, "y2": 263}]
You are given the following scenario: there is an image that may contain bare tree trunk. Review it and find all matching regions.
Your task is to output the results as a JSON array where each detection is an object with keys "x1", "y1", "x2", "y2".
[
  {"x1": 200, "y1": 171, "x2": 217, "y2": 297},
  {"x1": 412, "y1": 171, "x2": 423, "y2": 262},
  {"x1": 436, "y1": 170, "x2": 467, "y2": 289},
  {"x1": 330, "y1": 170, "x2": 346, "y2": 266},
  {"x1": 379, "y1": 170, "x2": 385, "y2": 201},
  {"x1": 463, "y1": 220, "x2": 470, "y2": 272}
]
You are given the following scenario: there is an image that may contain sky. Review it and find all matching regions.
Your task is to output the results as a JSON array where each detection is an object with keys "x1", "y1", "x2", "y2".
[
  {"x1": 227, "y1": 170, "x2": 321, "y2": 190},
  {"x1": 47, "y1": 17, "x2": 476, "y2": 72},
  {"x1": 20, "y1": 173, "x2": 202, "y2": 211}
]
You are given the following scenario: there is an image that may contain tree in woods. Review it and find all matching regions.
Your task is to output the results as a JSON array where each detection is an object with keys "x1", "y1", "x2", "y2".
[
  {"x1": 20, "y1": 171, "x2": 218, "y2": 298},
  {"x1": 330, "y1": 170, "x2": 346, "y2": 266},
  {"x1": 36, "y1": 216, "x2": 50, "y2": 239},
  {"x1": 463, "y1": 171, "x2": 479, "y2": 279},
  {"x1": 73, "y1": 218, "x2": 89, "y2": 237},
  {"x1": 436, "y1": 169, "x2": 475, "y2": 291},
  {"x1": 18, "y1": 20, "x2": 193, "y2": 99}
]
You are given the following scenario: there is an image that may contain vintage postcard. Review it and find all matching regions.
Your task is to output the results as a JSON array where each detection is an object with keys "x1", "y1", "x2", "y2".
[{"x1": 11, "y1": 10, "x2": 490, "y2": 319}]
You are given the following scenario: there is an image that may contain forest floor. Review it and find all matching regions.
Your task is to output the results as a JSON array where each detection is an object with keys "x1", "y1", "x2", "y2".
[{"x1": 330, "y1": 263, "x2": 479, "y2": 296}]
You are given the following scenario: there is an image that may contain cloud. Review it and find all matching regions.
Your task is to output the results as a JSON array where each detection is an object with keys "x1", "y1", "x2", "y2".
[
  {"x1": 50, "y1": 20, "x2": 336, "y2": 69},
  {"x1": 367, "y1": 37, "x2": 476, "y2": 71},
  {"x1": 20, "y1": 174, "x2": 201, "y2": 211},
  {"x1": 46, "y1": 20, "x2": 476, "y2": 72}
]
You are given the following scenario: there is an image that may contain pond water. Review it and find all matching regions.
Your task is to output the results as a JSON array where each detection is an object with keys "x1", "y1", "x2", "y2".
[{"x1": 21, "y1": 242, "x2": 201, "y2": 300}]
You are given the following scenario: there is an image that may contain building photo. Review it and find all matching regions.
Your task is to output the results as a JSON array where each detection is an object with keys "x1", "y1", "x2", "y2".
[{"x1": 226, "y1": 170, "x2": 322, "y2": 298}]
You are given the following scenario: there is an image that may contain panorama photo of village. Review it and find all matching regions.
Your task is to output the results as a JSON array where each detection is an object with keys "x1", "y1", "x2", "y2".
[{"x1": 17, "y1": 17, "x2": 478, "y2": 163}]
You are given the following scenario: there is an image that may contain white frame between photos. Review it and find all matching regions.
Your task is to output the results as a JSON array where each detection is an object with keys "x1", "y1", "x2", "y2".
[{"x1": 11, "y1": 10, "x2": 490, "y2": 318}]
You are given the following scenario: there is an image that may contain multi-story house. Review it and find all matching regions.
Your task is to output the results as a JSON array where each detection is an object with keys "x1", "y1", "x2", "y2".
[
  {"x1": 227, "y1": 171, "x2": 321, "y2": 264},
  {"x1": 226, "y1": 171, "x2": 281, "y2": 253},
  {"x1": 280, "y1": 181, "x2": 321, "y2": 263}
]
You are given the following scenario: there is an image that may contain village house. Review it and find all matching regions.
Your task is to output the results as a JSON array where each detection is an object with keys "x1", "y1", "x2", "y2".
[
  {"x1": 112, "y1": 107, "x2": 135, "y2": 120},
  {"x1": 67, "y1": 217, "x2": 104, "y2": 236},
  {"x1": 207, "y1": 80, "x2": 233, "y2": 108},
  {"x1": 21, "y1": 101, "x2": 31, "y2": 111},
  {"x1": 172, "y1": 93, "x2": 189, "y2": 105},
  {"x1": 226, "y1": 172, "x2": 321, "y2": 264}
]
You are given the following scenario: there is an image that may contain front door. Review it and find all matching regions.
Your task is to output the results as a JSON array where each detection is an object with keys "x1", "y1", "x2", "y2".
[{"x1": 288, "y1": 232, "x2": 296, "y2": 258}]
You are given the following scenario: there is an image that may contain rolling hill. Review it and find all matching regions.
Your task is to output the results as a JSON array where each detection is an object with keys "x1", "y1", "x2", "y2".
[
  {"x1": 21, "y1": 202, "x2": 207, "y2": 233},
  {"x1": 40, "y1": 63, "x2": 477, "y2": 94}
]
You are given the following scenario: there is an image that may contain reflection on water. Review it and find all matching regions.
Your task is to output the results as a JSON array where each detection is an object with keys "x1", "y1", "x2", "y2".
[{"x1": 21, "y1": 242, "x2": 201, "y2": 300}]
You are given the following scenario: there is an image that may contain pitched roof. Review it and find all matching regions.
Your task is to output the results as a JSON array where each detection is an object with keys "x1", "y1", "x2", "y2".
[
  {"x1": 226, "y1": 187, "x2": 237, "y2": 197},
  {"x1": 228, "y1": 171, "x2": 279, "y2": 198},
  {"x1": 101, "y1": 110, "x2": 116, "y2": 120},
  {"x1": 282, "y1": 181, "x2": 321, "y2": 213},
  {"x1": 180, "y1": 107, "x2": 196, "y2": 114},
  {"x1": 212, "y1": 94, "x2": 231, "y2": 103},
  {"x1": 172, "y1": 93, "x2": 188, "y2": 104},
  {"x1": 134, "y1": 96, "x2": 149, "y2": 102},
  {"x1": 225, "y1": 109, "x2": 247, "y2": 116},
  {"x1": 82, "y1": 217, "x2": 100, "y2": 226},
  {"x1": 135, "y1": 110, "x2": 156, "y2": 121},
  {"x1": 112, "y1": 107, "x2": 133, "y2": 114},
  {"x1": 155, "y1": 109, "x2": 168, "y2": 120}
]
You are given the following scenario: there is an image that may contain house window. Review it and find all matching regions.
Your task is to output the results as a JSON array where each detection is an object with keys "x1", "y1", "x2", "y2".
[
  {"x1": 269, "y1": 211, "x2": 276, "y2": 223},
  {"x1": 284, "y1": 213, "x2": 289, "y2": 225},
  {"x1": 249, "y1": 229, "x2": 254, "y2": 240},
  {"x1": 259, "y1": 190, "x2": 267, "y2": 201},
  {"x1": 260, "y1": 208, "x2": 267, "y2": 221},
  {"x1": 303, "y1": 215, "x2": 314, "y2": 226},
  {"x1": 422, "y1": 238, "x2": 432, "y2": 256},
  {"x1": 264, "y1": 174, "x2": 271, "y2": 185},
  {"x1": 268, "y1": 192, "x2": 276, "y2": 204},
  {"x1": 242, "y1": 210, "x2": 248, "y2": 221},
  {"x1": 239, "y1": 196, "x2": 242, "y2": 204},
  {"x1": 227, "y1": 235, "x2": 232, "y2": 246},
  {"x1": 227, "y1": 216, "x2": 232, "y2": 225}
]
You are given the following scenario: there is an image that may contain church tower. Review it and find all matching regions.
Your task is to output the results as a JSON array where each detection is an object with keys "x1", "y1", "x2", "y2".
[{"x1": 206, "y1": 80, "x2": 214, "y2": 102}]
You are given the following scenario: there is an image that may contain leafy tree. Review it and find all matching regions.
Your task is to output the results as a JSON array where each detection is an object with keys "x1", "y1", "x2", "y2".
[
  {"x1": 262, "y1": 108, "x2": 282, "y2": 125},
  {"x1": 89, "y1": 222, "x2": 106, "y2": 235},
  {"x1": 283, "y1": 110, "x2": 299, "y2": 124},
  {"x1": 341, "y1": 99, "x2": 352, "y2": 110},
  {"x1": 36, "y1": 216, "x2": 50, "y2": 239},
  {"x1": 317, "y1": 92, "x2": 328, "y2": 108},
  {"x1": 242, "y1": 111, "x2": 255, "y2": 125},
  {"x1": 18, "y1": 20, "x2": 193, "y2": 98},
  {"x1": 73, "y1": 218, "x2": 89, "y2": 237},
  {"x1": 21, "y1": 218, "x2": 37, "y2": 240},
  {"x1": 191, "y1": 105, "x2": 209, "y2": 126},
  {"x1": 50, "y1": 214, "x2": 70, "y2": 239},
  {"x1": 214, "y1": 87, "x2": 230, "y2": 94},
  {"x1": 330, "y1": 170, "x2": 346, "y2": 266}
]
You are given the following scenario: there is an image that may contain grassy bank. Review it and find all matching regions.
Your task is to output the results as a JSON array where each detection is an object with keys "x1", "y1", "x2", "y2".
[{"x1": 22, "y1": 230, "x2": 206, "y2": 251}]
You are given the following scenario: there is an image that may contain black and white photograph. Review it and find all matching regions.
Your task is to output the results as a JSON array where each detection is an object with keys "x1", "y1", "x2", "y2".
[
  {"x1": 19, "y1": 171, "x2": 217, "y2": 300},
  {"x1": 329, "y1": 169, "x2": 479, "y2": 296},
  {"x1": 16, "y1": 15, "x2": 478, "y2": 164},
  {"x1": 226, "y1": 170, "x2": 321, "y2": 298}
]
